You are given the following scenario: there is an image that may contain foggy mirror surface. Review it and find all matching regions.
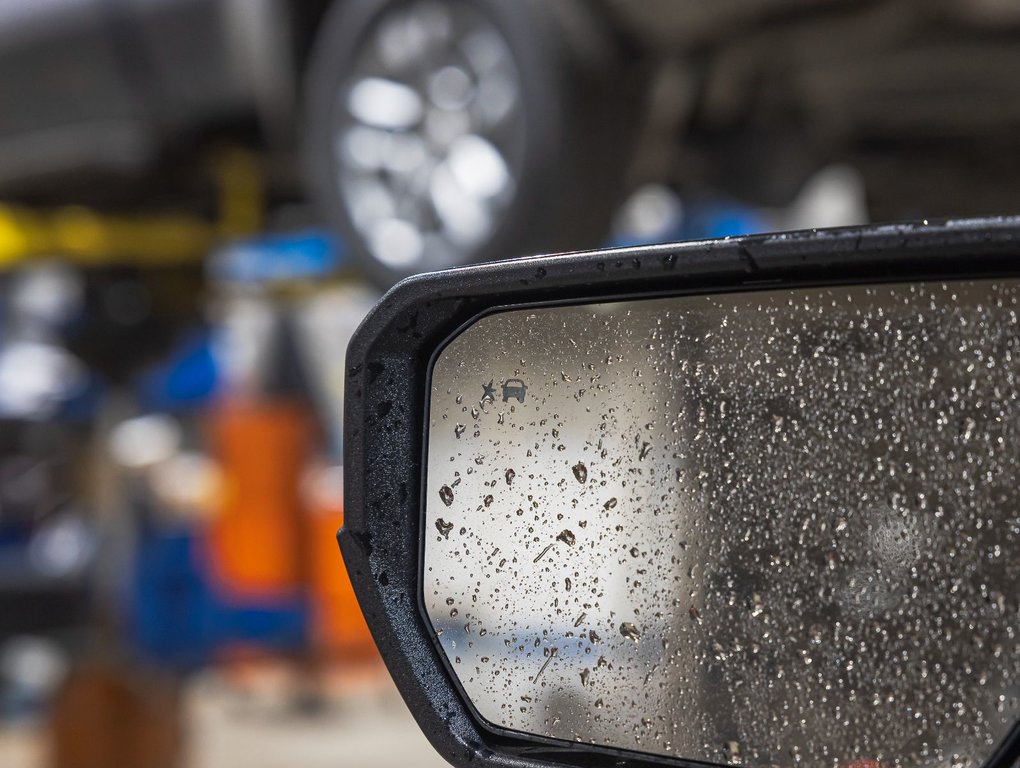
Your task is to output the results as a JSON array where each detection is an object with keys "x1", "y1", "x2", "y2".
[{"x1": 424, "y1": 280, "x2": 1020, "y2": 768}]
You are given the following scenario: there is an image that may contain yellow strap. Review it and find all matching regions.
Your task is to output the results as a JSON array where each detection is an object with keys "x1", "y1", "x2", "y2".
[{"x1": 0, "y1": 148, "x2": 264, "y2": 269}]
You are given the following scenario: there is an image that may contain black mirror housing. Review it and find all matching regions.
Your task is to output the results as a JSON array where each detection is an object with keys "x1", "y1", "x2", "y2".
[{"x1": 341, "y1": 218, "x2": 1020, "y2": 768}]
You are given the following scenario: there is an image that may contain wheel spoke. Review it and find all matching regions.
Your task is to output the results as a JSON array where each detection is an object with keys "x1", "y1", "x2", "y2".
[{"x1": 334, "y1": 0, "x2": 524, "y2": 272}]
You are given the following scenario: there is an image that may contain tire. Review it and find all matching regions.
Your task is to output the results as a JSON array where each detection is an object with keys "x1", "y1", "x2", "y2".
[{"x1": 302, "y1": 0, "x2": 639, "y2": 288}]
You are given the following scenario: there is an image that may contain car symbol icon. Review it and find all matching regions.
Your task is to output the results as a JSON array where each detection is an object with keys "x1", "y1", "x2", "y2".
[{"x1": 501, "y1": 379, "x2": 527, "y2": 403}]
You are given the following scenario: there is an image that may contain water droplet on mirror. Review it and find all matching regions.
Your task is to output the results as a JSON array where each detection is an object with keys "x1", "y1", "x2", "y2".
[
  {"x1": 533, "y1": 543, "x2": 554, "y2": 562},
  {"x1": 505, "y1": 468, "x2": 515, "y2": 486},
  {"x1": 750, "y1": 592, "x2": 764, "y2": 617},
  {"x1": 572, "y1": 462, "x2": 588, "y2": 483},
  {"x1": 435, "y1": 518, "x2": 454, "y2": 538},
  {"x1": 439, "y1": 485, "x2": 454, "y2": 506},
  {"x1": 604, "y1": 497, "x2": 618, "y2": 510},
  {"x1": 454, "y1": 423, "x2": 466, "y2": 438},
  {"x1": 556, "y1": 529, "x2": 576, "y2": 546},
  {"x1": 620, "y1": 622, "x2": 641, "y2": 641},
  {"x1": 726, "y1": 741, "x2": 742, "y2": 763}
]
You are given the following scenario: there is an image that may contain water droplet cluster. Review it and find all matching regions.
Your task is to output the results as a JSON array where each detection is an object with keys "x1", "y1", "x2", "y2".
[{"x1": 424, "y1": 281, "x2": 1020, "y2": 768}]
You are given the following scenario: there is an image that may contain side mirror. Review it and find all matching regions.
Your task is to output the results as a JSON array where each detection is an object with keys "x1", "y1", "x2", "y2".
[{"x1": 342, "y1": 219, "x2": 1020, "y2": 768}]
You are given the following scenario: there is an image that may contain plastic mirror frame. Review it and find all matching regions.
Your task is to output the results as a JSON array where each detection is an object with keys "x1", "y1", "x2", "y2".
[{"x1": 341, "y1": 217, "x2": 1020, "y2": 768}]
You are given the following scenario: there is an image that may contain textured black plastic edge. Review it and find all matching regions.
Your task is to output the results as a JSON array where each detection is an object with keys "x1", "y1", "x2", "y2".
[{"x1": 341, "y1": 217, "x2": 1020, "y2": 768}]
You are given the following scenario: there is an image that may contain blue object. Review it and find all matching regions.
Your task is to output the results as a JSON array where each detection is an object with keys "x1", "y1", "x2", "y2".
[
  {"x1": 684, "y1": 201, "x2": 770, "y2": 240},
  {"x1": 209, "y1": 230, "x2": 344, "y2": 284},
  {"x1": 608, "y1": 197, "x2": 770, "y2": 248},
  {"x1": 130, "y1": 526, "x2": 309, "y2": 670},
  {"x1": 137, "y1": 329, "x2": 218, "y2": 411}
]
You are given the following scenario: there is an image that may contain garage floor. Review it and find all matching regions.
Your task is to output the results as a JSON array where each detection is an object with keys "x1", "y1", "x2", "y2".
[
  {"x1": 0, "y1": 663, "x2": 450, "y2": 768},
  {"x1": 187, "y1": 666, "x2": 449, "y2": 768}
]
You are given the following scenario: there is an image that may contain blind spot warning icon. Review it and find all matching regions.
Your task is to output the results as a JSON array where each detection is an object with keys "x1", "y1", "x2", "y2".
[{"x1": 501, "y1": 379, "x2": 527, "y2": 403}]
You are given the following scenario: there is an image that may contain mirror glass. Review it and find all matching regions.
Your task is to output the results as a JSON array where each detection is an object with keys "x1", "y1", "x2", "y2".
[{"x1": 424, "y1": 280, "x2": 1020, "y2": 768}]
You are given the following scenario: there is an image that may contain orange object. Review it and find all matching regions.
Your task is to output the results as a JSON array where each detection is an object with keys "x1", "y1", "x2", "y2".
[
  {"x1": 206, "y1": 399, "x2": 378, "y2": 662},
  {"x1": 309, "y1": 491, "x2": 379, "y2": 661},
  {"x1": 207, "y1": 400, "x2": 316, "y2": 597}
]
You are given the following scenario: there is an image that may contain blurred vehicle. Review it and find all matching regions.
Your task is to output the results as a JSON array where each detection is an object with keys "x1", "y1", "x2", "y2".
[{"x1": 3, "y1": 0, "x2": 1020, "y2": 286}]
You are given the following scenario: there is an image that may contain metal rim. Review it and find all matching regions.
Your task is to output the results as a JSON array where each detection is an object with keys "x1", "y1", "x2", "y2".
[{"x1": 332, "y1": 0, "x2": 525, "y2": 275}]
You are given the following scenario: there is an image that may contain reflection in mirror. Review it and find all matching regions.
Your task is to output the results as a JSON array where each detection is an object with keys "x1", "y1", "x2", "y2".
[{"x1": 424, "y1": 280, "x2": 1020, "y2": 768}]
